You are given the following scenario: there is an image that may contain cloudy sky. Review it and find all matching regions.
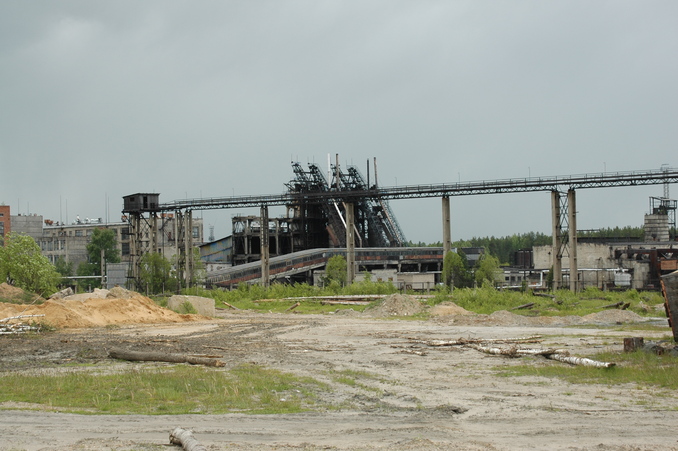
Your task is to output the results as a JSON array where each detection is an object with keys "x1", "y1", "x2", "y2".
[{"x1": 1, "y1": 1, "x2": 677, "y2": 243}]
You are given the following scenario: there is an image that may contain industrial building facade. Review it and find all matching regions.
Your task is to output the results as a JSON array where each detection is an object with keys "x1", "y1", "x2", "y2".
[{"x1": 6, "y1": 213, "x2": 203, "y2": 270}]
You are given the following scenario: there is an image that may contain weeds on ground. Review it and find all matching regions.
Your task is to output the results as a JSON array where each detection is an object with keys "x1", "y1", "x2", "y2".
[
  {"x1": 0, "y1": 364, "x2": 329, "y2": 415},
  {"x1": 175, "y1": 282, "x2": 664, "y2": 318},
  {"x1": 187, "y1": 279, "x2": 397, "y2": 313},
  {"x1": 428, "y1": 286, "x2": 664, "y2": 317},
  {"x1": 497, "y1": 350, "x2": 678, "y2": 392}
]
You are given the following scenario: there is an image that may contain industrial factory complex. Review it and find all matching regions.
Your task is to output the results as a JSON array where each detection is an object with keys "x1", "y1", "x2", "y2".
[{"x1": 3, "y1": 163, "x2": 678, "y2": 292}]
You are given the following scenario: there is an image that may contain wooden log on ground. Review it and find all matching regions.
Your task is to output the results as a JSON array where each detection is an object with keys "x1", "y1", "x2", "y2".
[
  {"x1": 468, "y1": 344, "x2": 519, "y2": 357},
  {"x1": 408, "y1": 336, "x2": 543, "y2": 347},
  {"x1": 320, "y1": 300, "x2": 372, "y2": 305},
  {"x1": 170, "y1": 427, "x2": 207, "y2": 451},
  {"x1": 285, "y1": 302, "x2": 301, "y2": 311},
  {"x1": 0, "y1": 314, "x2": 45, "y2": 323},
  {"x1": 468, "y1": 344, "x2": 565, "y2": 357},
  {"x1": 601, "y1": 301, "x2": 623, "y2": 309},
  {"x1": 109, "y1": 349, "x2": 225, "y2": 367},
  {"x1": 546, "y1": 353, "x2": 615, "y2": 368},
  {"x1": 223, "y1": 302, "x2": 240, "y2": 310},
  {"x1": 511, "y1": 302, "x2": 535, "y2": 310}
]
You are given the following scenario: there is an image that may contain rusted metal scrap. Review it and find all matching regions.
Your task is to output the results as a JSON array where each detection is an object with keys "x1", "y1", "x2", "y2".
[{"x1": 660, "y1": 270, "x2": 678, "y2": 341}]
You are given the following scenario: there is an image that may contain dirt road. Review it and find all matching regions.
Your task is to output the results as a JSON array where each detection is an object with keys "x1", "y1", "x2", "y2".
[{"x1": 1, "y1": 310, "x2": 677, "y2": 450}]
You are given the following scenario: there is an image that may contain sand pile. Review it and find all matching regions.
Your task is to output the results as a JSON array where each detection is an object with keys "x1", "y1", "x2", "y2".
[
  {"x1": 0, "y1": 283, "x2": 44, "y2": 303},
  {"x1": 429, "y1": 301, "x2": 473, "y2": 317},
  {"x1": 363, "y1": 294, "x2": 424, "y2": 317},
  {"x1": 0, "y1": 289, "x2": 200, "y2": 328},
  {"x1": 582, "y1": 309, "x2": 645, "y2": 324}
]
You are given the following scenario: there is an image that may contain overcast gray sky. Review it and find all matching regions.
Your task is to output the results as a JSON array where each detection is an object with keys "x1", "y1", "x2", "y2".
[{"x1": 1, "y1": 1, "x2": 677, "y2": 243}]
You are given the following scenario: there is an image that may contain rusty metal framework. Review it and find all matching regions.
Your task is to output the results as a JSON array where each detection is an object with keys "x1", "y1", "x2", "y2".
[
  {"x1": 156, "y1": 168, "x2": 678, "y2": 211},
  {"x1": 125, "y1": 167, "x2": 678, "y2": 291}
]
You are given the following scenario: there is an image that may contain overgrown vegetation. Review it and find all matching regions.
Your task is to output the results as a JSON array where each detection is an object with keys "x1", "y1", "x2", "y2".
[
  {"x1": 176, "y1": 282, "x2": 664, "y2": 319},
  {"x1": 498, "y1": 349, "x2": 678, "y2": 392},
  {"x1": 434, "y1": 286, "x2": 664, "y2": 317},
  {"x1": 0, "y1": 232, "x2": 61, "y2": 296},
  {"x1": 179, "y1": 276, "x2": 398, "y2": 313},
  {"x1": 0, "y1": 364, "x2": 329, "y2": 415},
  {"x1": 75, "y1": 228, "x2": 121, "y2": 291}
]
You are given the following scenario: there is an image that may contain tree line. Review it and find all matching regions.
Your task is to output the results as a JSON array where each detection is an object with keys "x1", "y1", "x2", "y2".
[{"x1": 409, "y1": 226, "x2": 645, "y2": 265}]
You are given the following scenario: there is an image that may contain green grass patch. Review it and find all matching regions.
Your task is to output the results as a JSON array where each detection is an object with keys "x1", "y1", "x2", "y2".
[
  {"x1": 497, "y1": 350, "x2": 678, "y2": 391},
  {"x1": 429, "y1": 286, "x2": 665, "y2": 317},
  {"x1": 179, "y1": 284, "x2": 665, "y2": 318},
  {"x1": 183, "y1": 280, "x2": 396, "y2": 313},
  {"x1": 0, "y1": 364, "x2": 329, "y2": 415}
]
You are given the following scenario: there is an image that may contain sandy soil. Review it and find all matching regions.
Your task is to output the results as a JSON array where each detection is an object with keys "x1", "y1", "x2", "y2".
[{"x1": 1, "y1": 298, "x2": 677, "y2": 450}]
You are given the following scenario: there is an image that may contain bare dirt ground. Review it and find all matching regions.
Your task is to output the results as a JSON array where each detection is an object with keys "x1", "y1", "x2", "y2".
[{"x1": 1, "y1": 297, "x2": 677, "y2": 451}]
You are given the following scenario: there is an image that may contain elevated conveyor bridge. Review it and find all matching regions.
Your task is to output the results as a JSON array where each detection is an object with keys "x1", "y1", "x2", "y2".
[{"x1": 125, "y1": 167, "x2": 678, "y2": 292}]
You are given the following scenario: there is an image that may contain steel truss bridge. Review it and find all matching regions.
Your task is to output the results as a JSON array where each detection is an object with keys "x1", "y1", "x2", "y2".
[{"x1": 126, "y1": 167, "x2": 678, "y2": 292}]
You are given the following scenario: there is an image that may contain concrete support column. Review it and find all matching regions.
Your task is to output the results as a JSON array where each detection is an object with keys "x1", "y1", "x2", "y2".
[
  {"x1": 442, "y1": 196, "x2": 451, "y2": 256},
  {"x1": 551, "y1": 191, "x2": 563, "y2": 291},
  {"x1": 260, "y1": 205, "x2": 270, "y2": 288},
  {"x1": 567, "y1": 189, "x2": 578, "y2": 292},
  {"x1": 345, "y1": 202, "x2": 356, "y2": 284},
  {"x1": 185, "y1": 210, "x2": 193, "y2": 287},
  {"x1": 151, "y1": 213, "x2": 158, "y2": 254}
]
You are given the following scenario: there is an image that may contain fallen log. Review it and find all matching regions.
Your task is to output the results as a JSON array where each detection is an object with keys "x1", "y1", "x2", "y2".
[
  {"x1": 601, "y1": 301, "x2": 623, "y2": 309},
  {"x1": 468, "y1": 344, "x2": 565, "y2": 357},
  {"x1": 321, "y1": 300, "x2": 372, "y2": 305},
  {"x1": 109, "y1": 349, "x2": 225, "y2": 367},
  {"x1": 399, "y1": 349, "x2": 428, "y2": 356},
  {"x1": 170, "y1": 427, "x2": 207, "y2": 451},
  {"x1": 511, "y1": 302, "x2": 535, "y2": 310},
  {"x1": 468, "y1": 344, "x2": 613, "y2": 367},
  {"x1": 285, "y1": 302, "x2": 301, "y2": 311},
  {"x1": 408, "y1": 336, "x2": 543, "y2": 347},
  {"x1": 468, "y1": 344, "x2": 519, "y2": 357},
  {"x1": 222, "y1": 302, "x2": 240, "y2": 310},
  {"x1": 0, "y1": 314, "x2": 45, "y2": 323},
  {"x1": 545, "y1": 353, "x2": 615, "y2": 368}
]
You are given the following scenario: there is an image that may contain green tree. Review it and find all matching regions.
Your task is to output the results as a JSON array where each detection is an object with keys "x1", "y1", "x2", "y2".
[
  {"x1": 474, "y1": 254, "x2": 501, "y2": 287},
  {"x1": 0, "y1": 233, "x2": 60, "y2": 295},
  {"x1": 87, "y1": 228, "x2": 120, "y2": 268},
  {"x1": 54, "y1": 257, "x2": 73, "y2": 285},
  {"x1": 441, "y1": 250, "x2": 472, "y2": 289},
  {"x1": 76, "y1": 262, "x2": 100, "y2": 291},
  {"x1": 140, "y1": 252, "x2": 178, "y2": 294},
  {"x1": 325, "y1": 255, "x2": 347, "y2": 287}
]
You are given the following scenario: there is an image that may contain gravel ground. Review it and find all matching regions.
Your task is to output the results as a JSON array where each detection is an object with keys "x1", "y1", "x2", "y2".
[{"x1": 1, "y1": 307, "x2": 677, "y2": 451}]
